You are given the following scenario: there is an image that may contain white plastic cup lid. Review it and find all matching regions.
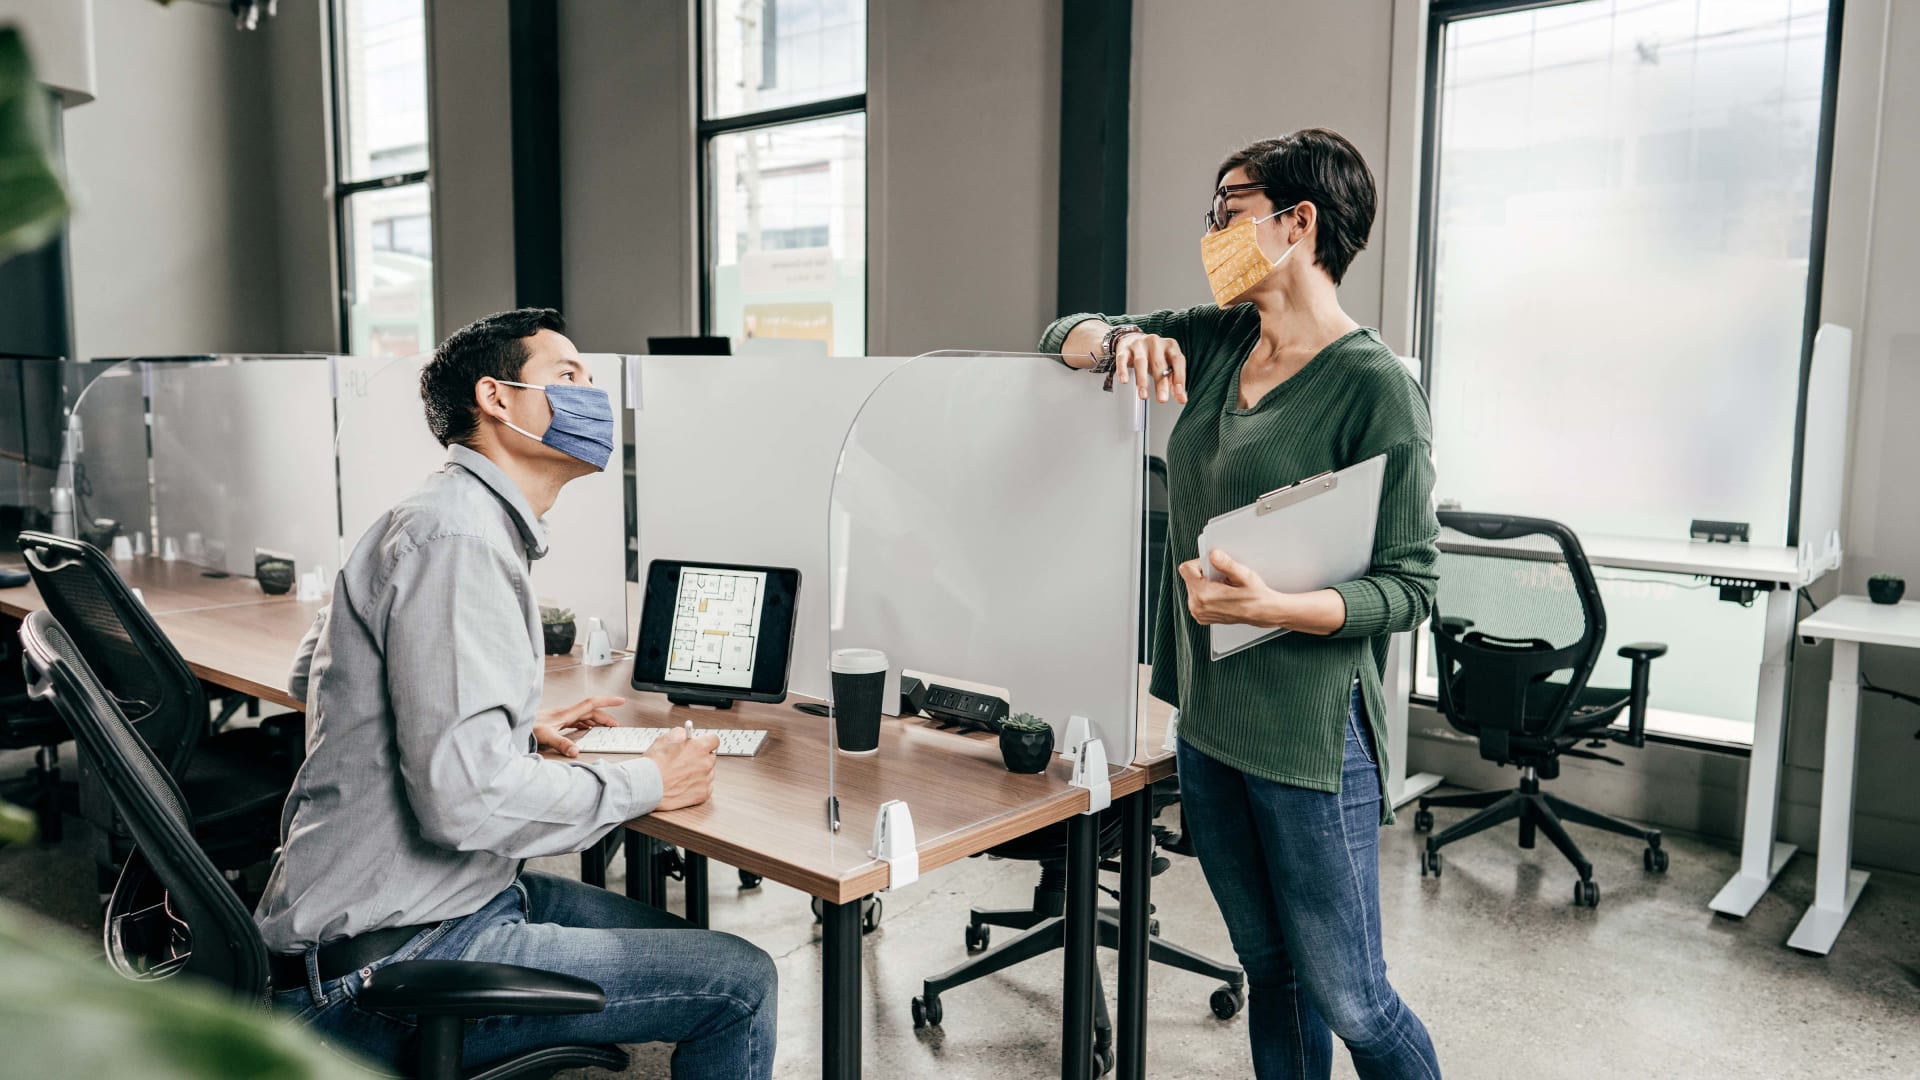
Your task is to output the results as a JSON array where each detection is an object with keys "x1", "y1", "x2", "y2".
[{"x1": 831, "y1": 648, "x2": 888, "y2": 675}]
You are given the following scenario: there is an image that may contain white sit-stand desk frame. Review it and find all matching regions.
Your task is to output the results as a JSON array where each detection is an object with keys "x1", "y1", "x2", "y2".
[
  {"x1": 1406, "y1": 326, "x2": 1857, "y2": 927},
  {"x1": 1783, "y1": 595, "x2": 1918, "y2": 954}
]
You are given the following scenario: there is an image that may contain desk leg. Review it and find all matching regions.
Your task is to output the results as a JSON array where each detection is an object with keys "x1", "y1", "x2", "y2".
[
  {"x1": 1117, "y1": 791, "x2": 1151, "y2": 1080},
  {"x1": 684, "y1": 851, "x2": 710, "y2": 928},
  {"x1": 821, "y1": 899, "x2": 863, "y2": 1080},
  {"x1": 1711, "y1": 586, "x2": 1799, "y2": 917},
  {"x1": 623, "y1": 833, "x2": 657, "y2": 907},
  {"x1": 1384, "y1": 630, "x2": 1444, "y2": 808},
  {"x1": 1063, "y1": 812, "x2": 1098, "y2": 1080},
  {"x1": 1788, "y1": 640, "x2": 1870, "y2": 954}
]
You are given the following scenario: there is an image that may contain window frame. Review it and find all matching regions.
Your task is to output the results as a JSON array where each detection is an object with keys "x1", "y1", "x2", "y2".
[
  {"x1": 327, "y1": 0, "x2": 434, "y2": 354},
  {"x1": 1408, "y1": 0, "x2": 1849, "y2": 749},
  {"x1": 694, "y1": 0, "x2": 868, "y2": 341}
]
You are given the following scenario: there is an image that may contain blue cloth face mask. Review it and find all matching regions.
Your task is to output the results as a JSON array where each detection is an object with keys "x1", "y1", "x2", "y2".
[{"x1": 496, "y1": 379, "x2": 615, "y2": 471}]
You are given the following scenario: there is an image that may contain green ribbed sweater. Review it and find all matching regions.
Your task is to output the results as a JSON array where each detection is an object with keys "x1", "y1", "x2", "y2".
[{"x1": 1042, "y1": 305, "x2": 1439, "y2": 818}]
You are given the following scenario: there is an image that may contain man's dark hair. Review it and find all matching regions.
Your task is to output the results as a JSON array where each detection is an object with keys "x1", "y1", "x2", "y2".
[
  {"x1": 419, "y1": 308, "x2": 566, "y2": 447},
  {"x1": 1216, "y1": 128, "x2": 1377, "y2": 286}
]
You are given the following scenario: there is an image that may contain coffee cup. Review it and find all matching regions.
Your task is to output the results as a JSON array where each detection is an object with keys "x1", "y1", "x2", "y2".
[{"x1": 831, "y1": 648, "x2": 888, "y2": 755}]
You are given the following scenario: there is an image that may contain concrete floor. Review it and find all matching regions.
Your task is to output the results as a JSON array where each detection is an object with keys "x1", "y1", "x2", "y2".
[{"x1": 3, "y1": 762, "x2": 1917, "y2": 1079}]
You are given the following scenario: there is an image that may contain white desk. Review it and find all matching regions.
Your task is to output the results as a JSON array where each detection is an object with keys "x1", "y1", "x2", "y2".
[
  {"x1": 1784, "y1": 595, "x2": 1919, "y2": 954},
  {"x1": 1434, "y1": 530, "x2": 1812, "y2": 917}
]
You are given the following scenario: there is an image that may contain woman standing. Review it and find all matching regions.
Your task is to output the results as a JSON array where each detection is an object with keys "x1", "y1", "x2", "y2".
[{"x1": 1042, "y1": 128, "x2": 1442, "y2": 1079}]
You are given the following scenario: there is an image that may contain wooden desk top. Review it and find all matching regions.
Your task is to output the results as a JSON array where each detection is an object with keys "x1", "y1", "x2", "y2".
[
  {"x1": 546, "y1": 663, "x2": 1142, "y2": 904},
  {"x1": 0, "y1": 555, "x2": 299, "y2": 620}
]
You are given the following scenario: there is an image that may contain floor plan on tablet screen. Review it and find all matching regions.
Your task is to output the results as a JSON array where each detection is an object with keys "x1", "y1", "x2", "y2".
[{"x1": 668, "y1": 567, "x2": 768, "y2": 688}]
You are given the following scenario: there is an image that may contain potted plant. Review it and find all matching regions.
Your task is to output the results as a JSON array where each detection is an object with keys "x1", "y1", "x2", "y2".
[
  {"x1": 998, "y1": 712, "x2": 1055, "y2": 774},
  {"x1": 541, "y1": 607, "x2": 578, "y2": 655},
  {"x1": 1869, "y1": 573, "x2": 1906, "y2": 605},
  {"x1": 255, "y1": 559, "x2": 296, "y2": 596}
]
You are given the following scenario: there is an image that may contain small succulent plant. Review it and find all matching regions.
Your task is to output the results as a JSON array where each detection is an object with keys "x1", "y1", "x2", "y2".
[
  {"x1": 540, "y1": 607, "x2": 576, "y2": 626},
  {"x1": 1002, "y1": 712, "x2": 1050, "y2": 733}
]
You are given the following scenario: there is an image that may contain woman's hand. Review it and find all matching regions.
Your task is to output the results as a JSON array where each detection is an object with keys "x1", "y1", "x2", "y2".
[
  {"x1": 1179, "y1": 550, "x2": 1288, "y2": 628},
  {"x1": 533, "y1": 695, "x2": 623, "y2": 757},
  {"x1": 1114, "y1": 333, "x2": 1189, "y2": 405}
]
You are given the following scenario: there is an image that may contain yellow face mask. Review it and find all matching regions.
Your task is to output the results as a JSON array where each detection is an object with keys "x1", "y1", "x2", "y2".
[{"x1": 1200, "y1": 205, "x2": 1301, "y2": 307}]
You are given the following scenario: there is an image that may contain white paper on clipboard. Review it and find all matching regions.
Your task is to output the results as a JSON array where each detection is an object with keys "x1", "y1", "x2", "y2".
[{"x1": 1197, "y1": 454, "x2": 1387, "y2": 661}]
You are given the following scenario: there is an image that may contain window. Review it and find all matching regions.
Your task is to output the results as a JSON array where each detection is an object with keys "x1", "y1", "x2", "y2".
[
  {"x1": 701, "y1": 0, "x2": 866, "y2": 355},
  {"x1": 331, "y1": 0, "x2": 434, "y2": 357},
  {"x1": 1415, "y1": 0, "x2": 1842, "y2": 744}
]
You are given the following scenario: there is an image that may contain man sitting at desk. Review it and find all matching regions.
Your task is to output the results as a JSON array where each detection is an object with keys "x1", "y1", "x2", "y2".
[{"x1": 255, "y1": 309, "x2": 777, "y2": 1077}]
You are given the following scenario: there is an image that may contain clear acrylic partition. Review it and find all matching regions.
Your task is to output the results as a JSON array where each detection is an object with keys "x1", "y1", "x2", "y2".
[
  {"x1": 61, "y1": 360, "x2": 152, "y2": 552},
  {"x1": 824, "y1": 351, "x2": 1143, "y2": 870},
  {"x1": 333, "y1": 352, "x2": 633, "y2": 649},
  {"x1": 143, "y1": 356, "x2": 340, "y2": 581}
]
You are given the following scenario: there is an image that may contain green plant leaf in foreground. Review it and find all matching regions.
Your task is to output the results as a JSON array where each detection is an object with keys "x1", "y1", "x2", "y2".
[{"x1": 0, "y1": 28, "x2": 72, "y2": 260}]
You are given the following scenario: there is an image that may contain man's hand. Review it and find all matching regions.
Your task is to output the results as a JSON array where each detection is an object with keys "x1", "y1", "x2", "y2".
[
  {"x1": 644, "y1": 726, "x2": 722, "y2": 811},
  {"x1": 533, "y1": 695, "x2": 623, "y2": 758},
  {"x1": 1179, "y1": 549, "x2": 1287, "y2": 628}
]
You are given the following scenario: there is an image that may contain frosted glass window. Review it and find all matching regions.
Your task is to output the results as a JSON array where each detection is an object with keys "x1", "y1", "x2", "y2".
[{"x1": 1427, "y1": 0, "x2": 1832, "y2": 545}]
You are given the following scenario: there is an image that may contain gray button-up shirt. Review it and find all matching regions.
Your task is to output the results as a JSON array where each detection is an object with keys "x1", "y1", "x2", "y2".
[{"x1": 255, "y1": 444, "x2": 661, "y2": 953}]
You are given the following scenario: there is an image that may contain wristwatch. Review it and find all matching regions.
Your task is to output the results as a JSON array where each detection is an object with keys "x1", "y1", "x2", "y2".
[{"x1": 1092, "y1": 324, "x2": 1142, "y2": 391}]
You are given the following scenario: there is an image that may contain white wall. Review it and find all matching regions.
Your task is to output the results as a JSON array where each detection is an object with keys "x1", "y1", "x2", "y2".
[
  {"x1": 265, "y1": 0, "x2": 338, "y2": 353},
  {"x1": 61, "y1": 0, "x2": 284, "y2": 359},
  {"x1": 868, "y1": 0, "x2": 1062, "y2": 355},
  {"x1": 0, "y1": 0, "x2": 97, "y2": 104}
]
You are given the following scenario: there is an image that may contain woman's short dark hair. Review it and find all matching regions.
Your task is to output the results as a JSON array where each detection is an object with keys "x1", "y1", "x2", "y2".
[
  {"x1": 419, "y1": 307, "x2": 567, "y2": 447},
  {"x1": 1216, "y1": 128, "x2": 1376, "y2": 286}
]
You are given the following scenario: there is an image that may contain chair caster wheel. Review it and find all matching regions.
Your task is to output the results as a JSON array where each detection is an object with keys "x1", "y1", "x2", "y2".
[
  {"x1": 738, "y1": 870, "x2": 762, "y2": 889},
  {"x1": 1148, "y1": 917, "x2": 1161, "y2": 938},
  {"x1": 965, "y1": 923, "x2": 990, "y2": 953},
  {"x1": 911, "y1": 993, "x2": 942, "y2": 1029},
  {"x1": 1574, "y1": 879, "x2": 1600, "y2": 907},
  {"x1": 1413, "y1": 809, "x2": 1434, "y2": 833},
  {"x1": 1420, "y1": 848, "x2": 1441, "y2": 877},
  {"x1": 810, "y1": 897, "x2": 822, "y2": 923},
  {"x1": 1210, "y1": 983, "x2": 1245, "y2": 1020},
  {"x1": 1643, "y1": 846, "x2": 1668, "y2": 873},
  {"x1": 1093, "y1": 1043, "x2": 1115, "y2": 1076},
  {"x1": 862, "y1": 896, "x2": 883, "y2": 934}
]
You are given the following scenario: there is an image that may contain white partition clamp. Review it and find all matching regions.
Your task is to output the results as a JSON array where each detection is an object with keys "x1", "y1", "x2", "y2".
[
  {"x1": 1163, "y1": 708, "x2": 1180, "y2": 752},
  {"x1": 1060, "y1": 713, "x2": 1091, "y2": 759},
  {"x1": 869, "y1": 799, "x2": 919, "y2": 890},
  {"x1": 1070, "y1": 733, "x2": 1112, "y2": 814},
  {"x1": 582, "y1": 617, "x2": 615, "y2": 666}
]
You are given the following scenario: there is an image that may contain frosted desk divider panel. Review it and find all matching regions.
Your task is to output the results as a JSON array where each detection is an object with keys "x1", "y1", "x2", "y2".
[
  {"x1": 332, "y1": 353, "x2": 632, "y2": 650},
  {"x1": 826, "y1": 351, "x2": 1143, "y2": 871},
  {"x1": 630, "y1": 354, "x2": 909, "y2": 702},
  {"x1": 61, "y1": 360, "x2": 152, "y2": 549},
  {"x1": 144, "y1": 356, "x2": 340, "y2": 581}
]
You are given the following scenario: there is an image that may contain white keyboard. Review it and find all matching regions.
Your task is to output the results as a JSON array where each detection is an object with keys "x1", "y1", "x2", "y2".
[{"x1": 574, "y1": 727, "x2": 769, "y2": 758}]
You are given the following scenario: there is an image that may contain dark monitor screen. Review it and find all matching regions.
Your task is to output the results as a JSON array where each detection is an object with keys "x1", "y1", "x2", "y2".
[
  {"x1": 0, "y1": 354, "x2": 63, "y2": 469},
  {"x1": 646, "y1": 336, "x2": 731, "y2": 356},
  {"x1": 632, "y1": 560, "x2": 799, "y2": 705}
]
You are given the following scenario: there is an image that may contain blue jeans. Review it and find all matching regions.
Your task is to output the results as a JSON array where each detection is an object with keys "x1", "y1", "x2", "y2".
[
  {"x1": 1176, "y1": 687, "x2": 1440, "y2": 1080},
  {"x1": 270, "y1": 871, "x2": 777, "y2": 1078}
]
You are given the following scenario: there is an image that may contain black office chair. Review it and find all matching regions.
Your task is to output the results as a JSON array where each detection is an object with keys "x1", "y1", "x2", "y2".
[
  {"x1": 0, "y1": 674, "x2": 71, "y2": 842},
  {"x1": 19, "y1": 609, "x2": 629, "y2": 1080},
  {"x1": 17, "y1": 532, "x2": 293, "y2": 884},
  {"x1": 1414, "y1": 512, "x2": 1669, "y2": 908},
  {"x1": 910, "y1": 803, "x2": 1244, "y2": 1076}
]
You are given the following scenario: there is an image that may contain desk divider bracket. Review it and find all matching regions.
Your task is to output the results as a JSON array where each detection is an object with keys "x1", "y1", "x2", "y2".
[
  {"x1": 869, "y1": 799, "x2": 919, "y2": 890},
  {"x1": 1071, "y1": 733, "x2": 1112, "y2": 814},
  {"x1": 1163, "y1": 708, "x2": 1180, "y2": 752}
]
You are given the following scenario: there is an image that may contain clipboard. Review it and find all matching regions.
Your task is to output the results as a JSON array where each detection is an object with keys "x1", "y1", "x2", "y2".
[{"x1": 1196, "y1": 453, "x2": 1388, "y2": 660}]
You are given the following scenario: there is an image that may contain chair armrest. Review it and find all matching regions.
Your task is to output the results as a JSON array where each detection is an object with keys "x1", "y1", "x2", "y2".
[
  {"x1": 357, "y1": 960, "x2": 608, "y2": 1020},
  {"x1": 1614, "y1": 642, "x2": 1668, "y2": 747}
]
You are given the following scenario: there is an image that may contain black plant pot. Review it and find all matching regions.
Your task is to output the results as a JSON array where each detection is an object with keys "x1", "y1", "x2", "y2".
[
  {"x1": 1868, "y1": 576, "x2": 1905, "y2": 605},
  {"x1": 999, "y1": 726, "x2": 1055, "y2": 774},
  {"x1": 544, "y1": 620, "x2": 578, "y2": 655},
  {"x1": 256, "y1": 561, "x2": 296, "y2": 596}
]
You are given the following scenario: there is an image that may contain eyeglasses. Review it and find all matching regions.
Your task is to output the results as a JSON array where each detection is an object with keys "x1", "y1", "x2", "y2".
[{"x1": 1204, "y1": 183, "x2": 1268, "y2": 233}]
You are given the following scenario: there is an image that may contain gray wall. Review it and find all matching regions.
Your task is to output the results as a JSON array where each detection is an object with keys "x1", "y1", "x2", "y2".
[
  {"x1": 61, "y1": 0, "x2": 285, "y2": 359},
  {"x1": 425, "y1": 0, "x2": 517, "y2": 335},
  {"x1": 264, "y1": 0, "x2": 338, "y2": 353},
  {"x1": 867, "y1": 0, "x2": 1061, "y2": 355}
]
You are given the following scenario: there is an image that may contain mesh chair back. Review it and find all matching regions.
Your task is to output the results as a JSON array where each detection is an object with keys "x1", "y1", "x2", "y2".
[
  {"x1": 19, "y1": 610, "x2": 268, "y2": 1001},
  {"x1": 17, "y1": 532, "x2": 207, "y2": 776},
  {"x1": 1431, "y1": 512, "x2": 1605, "y2": 755}
]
